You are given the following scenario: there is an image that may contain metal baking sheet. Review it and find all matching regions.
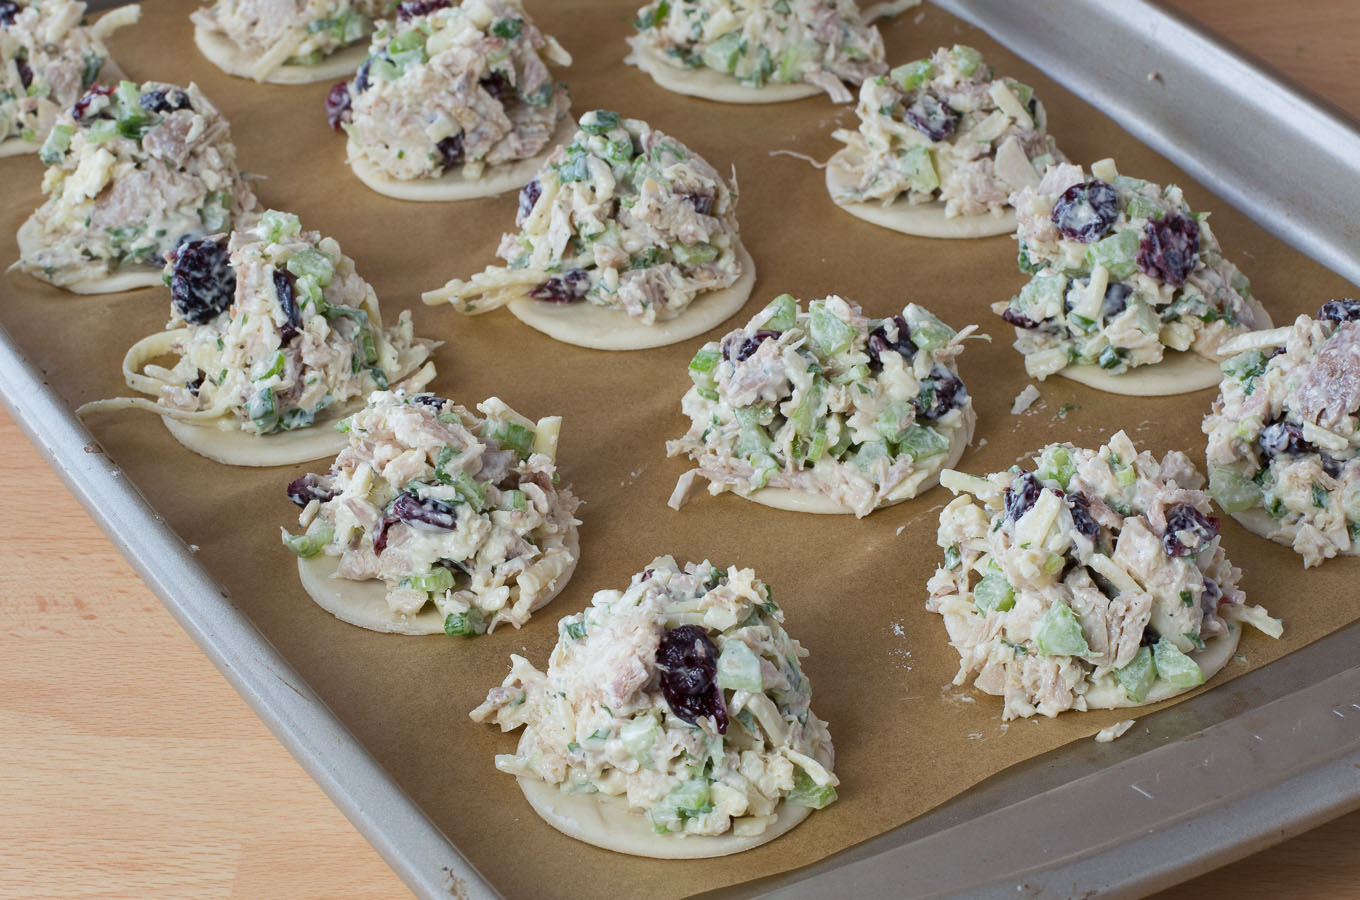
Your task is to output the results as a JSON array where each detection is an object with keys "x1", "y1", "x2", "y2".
[{"x1": 5, "y1": 1, "x2": 1359, "y2": 897}]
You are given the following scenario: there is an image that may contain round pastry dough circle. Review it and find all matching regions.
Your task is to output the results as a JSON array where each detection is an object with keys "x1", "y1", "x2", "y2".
[
  {"x1": 1057, "y1": 298, "x2": 1274, "y2": 397},
  {"x1": 747, "y1": 405, "x2": 975, "y2": 515},
  {"x1": 626, "y1": 39, "x2": 820, "y2": 104},
  {"x1": 1082, "y1": 624, "x2": 1242, "y2": 709},
  {"x1": 0, "y1": 136, "x2": 36, "y2": 158},
  {"x1": 295, "y1": 525, "x2": 579, "y2": 634},
  {"x1": 345, "y1": 116, "x2": 576, "y2": 201},
  {"x1": 1230, "y1": 507, "x2": 1360, "y2": 560},
  {"x1": 506, "y1": 243, "x2": 756, "y2": 350},
  {"x1": 825, "y1": 149, "x2": 1017, "y2": 239},
  {"x1": 194, "y1": 22, "x2": 370, "y2": 84},
  {"x1": 162, "y1": 412, "x2": 354, "y2": 467},
  {"x1": 16, "y1": 216, "x2": 163, "y2": 294}
]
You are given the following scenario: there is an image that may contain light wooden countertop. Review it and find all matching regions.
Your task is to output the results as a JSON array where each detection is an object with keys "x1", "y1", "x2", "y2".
[{"x1": 4, "y1": 1, "x2": 1359, "y2": 897}]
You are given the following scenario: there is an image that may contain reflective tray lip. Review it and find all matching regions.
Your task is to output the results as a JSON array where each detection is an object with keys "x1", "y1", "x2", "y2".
[{"x1": 7, "y1": 1, "x2": 1360, "y2": 898}]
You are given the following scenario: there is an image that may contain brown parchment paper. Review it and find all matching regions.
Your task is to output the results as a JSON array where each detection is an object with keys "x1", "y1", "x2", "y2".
[{"x1": 4, "y1": 2, "x2": 1358, "y2": 897}]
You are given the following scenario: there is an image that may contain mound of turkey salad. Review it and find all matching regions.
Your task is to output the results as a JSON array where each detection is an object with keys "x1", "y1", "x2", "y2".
[
  {"x1": 997, "y1": 159, "x2": 1263, "y2": 379},
  {"x1": 423, "y1": 109, "x2": 744, "y2": 325},
  {"x1": 16, "y1": 79, "x2": 257, "y2": 288},
  {"x1": 928, "y1": 430, "x2": 1281, "y2": 720},
  {"x1": 629, "y1": 0, "x2": 893, "y2": 103},
  {"x1": 284, "y1": 390, "x2": 581, "y2": 632},
  {"x1": 326, "y1": 0, "x2": 570, "y2": 181},
  {"x1": 125, "y1": 210, "x2": 434, "y2": 434},
  {"x1": 668, "y1": 294, "x2": 976, "y2": 517},
  {"x1": 192, "y1": 0, "x2": 380, "y2": 76},
  {"x1": 1204, "y1": 302, "x2": 1360, "y2": 567},
  {"x1": 471, "y1": 557, "x2": 837, "y2": 838},
  {"x1": 830, "y1": 45, "x2": 1064, "y2": 216},
  {"x1": 0, "y1": 0, "x2": 138, "y2": 152}
]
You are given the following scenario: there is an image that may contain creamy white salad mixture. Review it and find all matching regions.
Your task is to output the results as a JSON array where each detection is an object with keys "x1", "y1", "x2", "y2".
[
  {"x1": 328, "y1": 0, "x2": 571, "y2": 181},
  {"x1": 128, "y1": 210, "x2": 433, "y2": 433},
  {"x1": 830, "y1": 45, "x2": 1064, "y2": 216},
  {"x1": 629, "y1": 0, "x2": 891, "y2": 102},
  {"x1": 929, "y1": 430, "x2": 1280, "y2": 720},
  {"x1": 668, "y1": 294, "x2": 976, "y2": 517},
  {"x1": 1204, "y1": 303, "x2": 1360, "y2": 567},
  {"x1": 193, "y1": 0, "x2": 382, "y2": 72},
  {"x1": 17, "y1": 79, "x2": 257, "y2": 287},
  {"x1": 998, "y1": 159, "x2": 1262, "y2": 379},
  {"x1": 0, "y1": 0, "x2": 137, "y2": 150},
  {"x1": 284, "y1": 390, "x2": 581, "y2": 633},
  {"x1": 471, "y1": 557, "x2": 837, "y2": 837},
  {"x1": 424, "y1": 109, "x2": 745, "y2": 324}
]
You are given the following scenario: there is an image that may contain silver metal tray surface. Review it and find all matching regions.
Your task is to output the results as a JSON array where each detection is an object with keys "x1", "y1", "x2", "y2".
[{"x1": 5, "y1": 1, "x2": 1359, "y2": 897}]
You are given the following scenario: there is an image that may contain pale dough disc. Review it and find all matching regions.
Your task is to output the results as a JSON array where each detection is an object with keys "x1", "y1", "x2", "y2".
[
  {"x1": 747, "y1": 404, "x2": 975, "y2": 515},
  {"x1": 626, "y1": 39, "x2": 820, "y2": 104},
  {"x1": 1057, "y1": 298, "x2": 1274, "y2": 397},
  {"x1": 506, "y1": 243, "x2": 756, "y2": 350},
  {"x1": 163, "y1": 411, "x2": 352, "y2": 467},
  {"x1": 516, "y1": 777, "x2": 812, "y2": 858},
  {"x1": 1230, "y1": 507, "x2": 1360, "y2": 560},
  {"x1": 295, "y1": 525, "x2": 579, "y2": 634},
  {"x1": 0, "y1": 136, "x2": 37, "y2": 157},
  {"x1": 194, "y1": 21, "x2": 369, "y2": 84},
  {"x1": 345, "y1": 116, "x2": 575, "y2": 201},
  {"x1": 1082, "y1": 623, "x2": 1242, "y2": 709},
  {"x1": 825, "y1": 149, "x2": 1016, "y2": 239},
  {"x1": 16, "y1": 215, "x2": 162, "y2": 293}
]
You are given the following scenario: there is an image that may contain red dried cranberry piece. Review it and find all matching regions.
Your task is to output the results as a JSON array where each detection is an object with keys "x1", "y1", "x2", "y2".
[
  {"x1": 1004, "y1": 473, "x2": 1041, "y2": 523},
  {"x1": 529, "y1": 268, "x2": 588, "y2": 302},
  {"x1": 17, "y1": 58, "x2": 32, "y2": 90},
  {"x1": 354, "y1": 58, "x2": 372, "y2": 95},
  {"x1": 516, "y1": 178, "x2": 541, "y2": 224},
  {"x1": 1050, "y1": 180, "x2": 1118, "y2": 243},
  {"x1": 683, "y1": 192, "x2": 714, "y2": 216},
  {"x1": 914, "y1": 367, "x2": 965, "y2": 420},
  {"x1": 396, "y1": 0, "x2": 449, "y2": 19},
  {"x1": 1137, "y1": 213, "x2": 1200, "y2": 287},
  {"x1": 867, "y1": 314, "x2": 916, "y2": 370},
  {"x1": 479, "y1": 70, "x2": 510, "y2": 100},
  {"x1": 904, "y1": 93, "x2": 958, "y2": 141},
  {"x1": 1001, "y1": 307, "x2": 1042, "y2": 330},
  {"x1": 1318, "y1": 298, "x2": 1360, "y2": 323},
  {"x1": 325, "y1": 81, "x2": 351, "y2": 130},
  {"x1": 72, "y1": 83, "x2": 114, "y2": 120},
  {"x1": 0, "y1": 0, "x2": 20, "y2": 26},
  {"x1": 733, "y1": 329, "x2": 779, "y2": 362},
  {"x1": 390, "y1": 492, "x2": 458, "y2": 529},
  {"x1": 273, "y1": 269, "x2": 301, "y2": 343},
  {"x1": 139, "y1": 89, "x2": 191, "y2": 114},
  {"x1": 411, "y1": 394, "x2": 452, "y2": 411},
  {"x1": 1101, "y1": 282, "x2": 1131, "y2": 320},
  {"x1": 656, "y1": 625, "x2": 727, "y2": 733},
  {"x1": 1139, "y1": 625, "x2": 1161, "y2": 647},
  {"x1": 1066, "y1": 492, "x2": 1099, "y2": 540},
  {"x1": 1162, "y1": 503, "x2": 1219, "y2": 557},
  {"x1": 436, "y1": 133, "x2": 464, "y2": 170},
  {"x1": 1200, "y1": 577, "x2": 1222, "y2": 615},
  {"x1": 1259, "y1": 420, "x2": 1312, "y2": 458},
  {"x1": 286, "y1": 473, "x2": 337, "y2": 507},
  {"x1": 169, "y1": 238, "x2": 234, "y2": 324}
]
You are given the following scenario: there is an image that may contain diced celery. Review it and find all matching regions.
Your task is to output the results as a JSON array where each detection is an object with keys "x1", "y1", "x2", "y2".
[
  {"x1": 951, "y1": 44, "x2": 983, "y2": 76},
  {"x1": 1033, "y1": 601, "x2": 1091, "y2": 657},
  {"x1": 258, "y1": 210, "x2": 301, "y2": 243},
  {"x1": 973, "y1": 573, "x2": 1015, "y2": 612},
  {"x1": 716, "y1": 640, "x2": 763, "y2": 692},
  {"x1": 803, "y1": 428, "x2": 828, "y2": 463},
  {"x1": 1152, "y1": 638, "x2": 1204, "y2": 687},
  {"x1": 808, "y1": 301, "x2": 858, "y2": 357},
  {"x1": 673, "y1": 242, "x2": 718, "y2": 265},
  {"x1": 444, "y1": 608, "x2": 487, "y2": 637},
  {"x1": 490, "y1": 421, "x2": 535, "y2": 459},
  {"x1": 790, "y1": 375, "x2": 827, "y2": 437},
  {"x1": 786, "y1": 768, "x2": 837, "y2": 809},
  {"x1": 1209, "y1": 467, "x2": 1263, "y2": 514},
  {"x1": 890, "y1": 58, "x2": 933, "y2": 91},
  {"x1": 1114, "y1": 645, "x2": 1156, "y2": 702},
  {"x1": 689, "y1": 347, "x2": 720, "y2": 388},
  {"x1": 504, "y1": 489, "x2": 527, "y2": 510},
  {"x1": 405, "y1": 568, "x2": 455, "y2": 594},
  {"x1": 1124, "y1": 193, "x2": 1163, "y2": 221},
  {"x1": 1036, "y1": 445, "x2": 1075, "y2": 489},
  {"x1": 1220, "y1": 348, "x2": 1266, "y2": 384},
  {"x1": 851, "y1": 440, "x2": 889, "y2": 475},
  {"x1": 1086, "y1": 230, "x2": 1140, "y2": 280},
  {"x1": 39, "y1": 124, "x2": 72, "y2": 165},
  {"x1": 906, "y1": 308, "x2": 955, "y2": 353},
  {"x1": 701, "y1": 30, "x2": 744, "y2": 73},
  {"x1": 762, "y1": 293, "x2": 797, "y2": 332},
  {"x1": 874, "y1": 399, "x2": 916, "y2": 445},
  {"x1": 247, "y1": 387, "x2": 279, "y2": 431},
  {"x1": 287, "y1": 247, "x2": 334, "y2": 286},
  {"x1": 580, "y1": 110, "x2": 621, "y2": 134},
  {"x1": 450, "y1": 470, "x2": 488, "y2": 511},
  {"x1": 894, "y1": 145, "x2": 939, "y2": 193},
  {"x1": 281, "y1": 521, "x2": 333, "y2": 558},
  {"x1": 1017, "y1": 274, "x2": 1067, "y2": 321},
  {"x1": 776, "y1": 40, "x2": 820, "y2": 83},
  {"x1": 620, "y1": 714, "x2": 661, "y2": 765},
  {"x1": 896, "y1": 424, "x2": 948, "y2": 460}
]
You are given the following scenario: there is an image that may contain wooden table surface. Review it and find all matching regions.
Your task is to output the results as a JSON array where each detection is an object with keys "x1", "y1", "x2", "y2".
[{"x1": 4, "y1": 2, "x2": 1359, "y2": 898}]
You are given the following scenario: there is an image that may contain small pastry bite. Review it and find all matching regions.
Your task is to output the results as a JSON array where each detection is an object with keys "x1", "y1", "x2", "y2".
[
  {"x1": 325, "y1": 0, "x2": 573, "y2": 201},
  {"x1": 827, "y1": 45, "x2": 1066, "y2": 238},
  {"x1": 0, "y1": 0, "x2": 140, "y2": 157},
  {"x1": 929, "y1": 430, "x2": 1281, "y2": 721},
  {"x1": 471, "y1": 558, "x2": 836, "y2": 857},
  {"x1": 995, "y1": 158, "x2": 1272, "y2": 395},
  {"x1": 626, "y1": 0, "x2": 917, "y2": 104},
  {"x1": 14, "y1": 80, "x2": 257, "y2": 294},
  {"x1": 192, "y1": 0, "x2": 382, "y2": 84},
  {"x1": 423, "y1": 109, "x2": 754, "y2": 350},
  {"x1": 80, "y1": 210, "x2": 437, "y2": 466},
  {"x1": 668, "y1": 294, "x2": 977, "y2": 516},
  {"x1": 282, "y1": 390, "x2": 581, "y2": 634},
  {"x1": 1204, "y1": 301, "x2": 1360, "y2": 567}
]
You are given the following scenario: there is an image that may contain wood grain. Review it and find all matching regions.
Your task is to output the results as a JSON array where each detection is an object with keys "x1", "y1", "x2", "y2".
[{"x1": 3, "y1": 1, "x2": 1359, "y2": 898}]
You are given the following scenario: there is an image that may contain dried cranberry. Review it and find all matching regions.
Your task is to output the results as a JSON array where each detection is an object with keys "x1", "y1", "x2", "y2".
[
  {"x1": 169, "y1": 239, "x2": 234, "y2": 325},
  {"x1": 139, "y1": 89, "x2": 191, "y2": 114},
  {"x1": 517, "y1": 178, "x2": 542, "y2": 224},
  {"x1": 733, "y1": 329, "x2": 778, "y2": 362},
  {"x1": 72, "y1": 83, "x2": 113, "y2": 120},
  {"x1": 186, "y1": 371, "x2": 205, "y2": 397},
  {"x1": 0, "y1": 0, "x2": 19, "y2": 26},
  {"x1": 1004, "y1": 472, "x2": 1041, "y2": 523},
  {"x1": 904, "y1": 93, "x2": 958, "y2": 141},
  {"x1": 1139, "y1": 625, "x2": 1161, "y2": 647},
  {"x1": 16, "y1": 58, "x2": 31, "y2": 90},
  {"x1": 1318, "y1": 298, "x2": 1360, "y2": 323},
  {"x1": 325, "y1": 81, "x2": 351, "y2": 130},
  {"x1": 286, "y1": 473, "x2": 337, "y2": 507},
  {"x1": 914, "y1": 368, "x2": 965, "y2": 420},
  {"x1": 1050, "y1": 180, "x2": 1118, "y2": 243},
  {"x1": 273, "y1": 269, "x2": 301, "y2": 343},
  {"x1": 1066, "y1": 492, "x2": 1098, "y2": 541},
  {"x1": 435, "y1": 133, "x2": 464, "y2": 170},
  {"x1": 396, "y1": 0, "x2": 449, "y2": 18},
  {"x1": 411, "y1": 394, "x2": 452, "y2": 411},
  {"x1": 684, "y1": 192, "x2": 714, "y2": 216},
  {"x1": 529, "y1": 268, "x2": 588, "y2": 302},
  {"x1": 479, "y1": 70, "x2": 511, "y2": 100},
  {"x1": 1258, "y1": 420, "x2": 1311, "y2": 458},
  {"x1": 1102, "y1": 282, "x2": 1132, "y2": 320},
  {"x1": 354, "y1": 58, "x2": 372, "y2": 95},
  {"x1": 1001, "y1": 307, "x2": 1042, "y2": 330},
  {"x1": 1200, "y1": 577, "x2": 1222, "y2": 616},
  {"x1": 1162, "y1": 503, "x2": 1219, "y2": 557},
  {"x1": 390, "y1": 492, "x2": 458, "y2": 529},
  {"x1": 1137, "y1": 213, "x2": 1200, "y2": 287},
  {"x1": 867, "y1": 315, "x2": 915, "y2": 370},
  {"x1": 656, "y1": 625, "x2": 727, "y2": 733},
  {"x1": 1322, "y1": 456, "x2": 1343, "y2": 478}
]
